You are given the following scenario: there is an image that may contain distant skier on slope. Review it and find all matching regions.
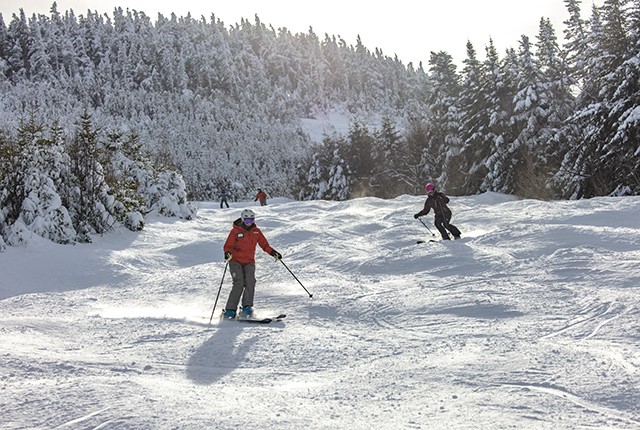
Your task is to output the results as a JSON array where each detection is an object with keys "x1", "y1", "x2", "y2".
[
  {"x1": 414, "y1": 183, "x2": 462, "y2": 241},
  {"x1": 255, "y1": 189, "x2": 268, "y2": 206},
  {"x1": 219, "y1": 189, "x2": 230, "y2": 209},
  {"x1": 222, "y1": 209, "x2": 282, "y2": 319}
]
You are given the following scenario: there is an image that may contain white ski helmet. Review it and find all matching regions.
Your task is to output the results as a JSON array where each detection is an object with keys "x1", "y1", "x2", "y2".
[{"x1": 240, "y1": 209, "x2": 255, "y2": 219}]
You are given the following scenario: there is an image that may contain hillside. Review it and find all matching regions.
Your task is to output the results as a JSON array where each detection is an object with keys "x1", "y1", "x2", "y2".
[{"x1": 1, "y1": 193, "x2": 639, "y2": 429}]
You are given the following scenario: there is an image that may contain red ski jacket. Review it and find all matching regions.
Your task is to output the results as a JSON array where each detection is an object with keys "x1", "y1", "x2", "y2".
[
  {"x1": 223, "y1": 219, "x2": 274, "y2": 264},
  {"x1": 255, "y1": 191, "x2": 267, "y2": 203}
]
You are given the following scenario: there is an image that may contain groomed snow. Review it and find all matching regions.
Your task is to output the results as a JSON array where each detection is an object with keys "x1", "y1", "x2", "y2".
[{"x1": 1, "y1": 193, "x2": 639, "y2": 429}]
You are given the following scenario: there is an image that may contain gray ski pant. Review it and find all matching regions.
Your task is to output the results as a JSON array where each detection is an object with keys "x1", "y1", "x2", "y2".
[{"x1": 225, "y1": 261, "x2": 256, "y2": 310}]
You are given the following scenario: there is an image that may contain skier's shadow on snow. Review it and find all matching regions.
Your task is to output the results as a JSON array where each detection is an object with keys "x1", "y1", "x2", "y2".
[{"x1": 185, "y1": 325, "x2": 258, "y2": 385}]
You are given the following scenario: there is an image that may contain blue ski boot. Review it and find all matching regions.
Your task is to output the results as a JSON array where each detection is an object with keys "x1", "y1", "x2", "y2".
[
  {"x1": 223, "y1": 309, "x2": 237, "y2": 319},
  {"x1": 240, "y1": 306, "x2": 253, "y2": 318}
]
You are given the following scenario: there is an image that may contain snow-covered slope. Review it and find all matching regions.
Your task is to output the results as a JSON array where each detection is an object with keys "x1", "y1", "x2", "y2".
[{"x1": 1, "y1": 193, "x2": 639, "y2": 429}]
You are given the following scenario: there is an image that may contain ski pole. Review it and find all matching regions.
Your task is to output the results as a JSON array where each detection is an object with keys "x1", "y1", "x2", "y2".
[
  {"x1": 208, "y1": 261, "x2": 228, "y2": 324},
  {"x1": 417, "y1": 217, "x2": 436, "y2": 236},
  {"x1": 279, "y1": 259, "x2": 313, "y2": 298}
]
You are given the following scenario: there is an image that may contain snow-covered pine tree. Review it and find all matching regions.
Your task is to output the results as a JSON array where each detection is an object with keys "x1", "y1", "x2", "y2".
[
  {"x1": 345, "y1": 120, "x2": 376, "y2": 196},
  {"x1": 0, "y1": 14, "x2": 9, "y2": 80},
  {"x1": 398, "y1": 119, "x2": 431, "y2": 195},
  {"x1": 102, "y1": 130, "x2": 147, "y2": 231},
  {"x1": 325, "y1": 138, "x2": 351, "y2": 201},
  {"x1": 557, "y1": 1, "x2": 636, "y2": 197},
  {"x1": 2, "y1": 115, "x2": 76, "y2": 244},
  {"x1": 0, "y1": 216, "x2": 6, "y2": 250},
  {"x1": 556, "y1": 4, "x2": 608, "y2": 197},
  {"x1": 536, "y1": 17, "x2": 575, "y2": 197},
  {"x1": 0, "y1": 128, "x2": 18, "y2": 248},
  {"x1": 300, "y1": 151, "x2": 327, "y2": 200},
  {"x1": 457, "y1": 41, "x2": 492, "y2": 195},
  {"x1": 373, "y1": 116, "x2": 405, "y2": 198},
  {"x1": 563, "y1": 0, "x2": 590, "y2": 87},
  {"x1": 425, "y1": 51, "x2": 462, "y2": 193},
  {"x1": 298, "y1": 135, "x2": 350, "y2": 201},
  {"x1": 484, "y1": 47, "x2": 520, "y2": 194},
  {"x1": 5, "y1": 9, "x2": 31, "y2": 81},
  {"x1": 146, "y1": 170, "x2": 196, "y2": 219},
  {"x1": 594, "y1": 0, "x2": 639, "y2": 195},
  {"x1": 499, "y1": 33, "x2": 559, "y2": 199},
  {"x1": 550, "y1": 0, "x2": 590, "y2": 196},
  {"x1": 67, "y1": 110, "x2": 116, "y2": 242},
  {"x1": 477, "y1": 40, "x2": 516, "y2": 195}
]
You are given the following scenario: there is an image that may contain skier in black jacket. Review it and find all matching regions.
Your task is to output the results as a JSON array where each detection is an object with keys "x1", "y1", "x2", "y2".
[{"x1": 414, "y1": 183, "x2": 462, "y2": 240}]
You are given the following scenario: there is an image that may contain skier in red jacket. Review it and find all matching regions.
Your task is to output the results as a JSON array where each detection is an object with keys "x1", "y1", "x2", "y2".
[
  {"x1": 222, "y1": 209, "x2": 281, "y2": 319},
  {"x1": 255, "y1": 189, "x2": 267, "y2": 206}
]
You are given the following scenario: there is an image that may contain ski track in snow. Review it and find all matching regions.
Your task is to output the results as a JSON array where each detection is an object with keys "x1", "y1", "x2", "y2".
[{"x1": 1, "y1": 193, "x2": 640, "y2": 429}]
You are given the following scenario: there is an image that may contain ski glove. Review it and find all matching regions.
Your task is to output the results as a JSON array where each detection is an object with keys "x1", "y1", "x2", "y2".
[
  {"x1": 224, "y1": 251, "x2": 233, "y2": 261},
  {"x1": 270, "y1": 249, "x2": 282, "y2": 261},
  {"x1": 413, "y1": 213, "x2": 420, "y2": 219}
]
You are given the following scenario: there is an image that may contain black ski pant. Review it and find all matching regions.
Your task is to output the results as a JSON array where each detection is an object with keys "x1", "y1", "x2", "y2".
[
  {"x1": 220, "y1": 199, "x2": 229, "y2": 208},
  {"x1": 225, "y1": 261, "x2": 256, "y2": 310},
  {"x1": 435, "y1": 211, "x2": 461, "y2": 240}
]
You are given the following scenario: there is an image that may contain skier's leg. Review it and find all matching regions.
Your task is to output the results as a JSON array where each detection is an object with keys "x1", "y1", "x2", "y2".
[
  {"x1": 448, "y1": 223, "x2": 462, "y2": 238},
  {"x1": 225, "y1": 261, "x2": 246, "y2": 310},
  {"x1": 443, "y1": 211, "x2": 461, "y2": 238},
  {"x1": 241, "y1": 263, "x2": 256, "y2": 308},
  {"x1": 434, "y1": 215, "x2": 450, "y2": 240}
]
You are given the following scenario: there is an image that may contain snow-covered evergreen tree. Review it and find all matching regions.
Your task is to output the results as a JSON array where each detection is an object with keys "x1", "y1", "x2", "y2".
[
  {"x1": 345, "y1": 120, "x2": 376, "y2": 196},
  {"x1": 477, "y1": 40, "x2": 516, "y2": 194},
  {"x1": 66, "y1": 110, "x2": 116, "y2": 242},
  {"x1": 19, "y1": 118, "x2": 76, "y2": 243},
  {"x1": 373, "y1": 116, "x2": 406, "y2": 198},
  {"x1": 398, "y1": 119, "x2": 432, "y2": 195},
  {"x1": 595, "y1": 0, "x2": 639, "y2": 194},
  {"x1": 0, "y1": 116, "x2": 76, "y2": 244},
  {"x1": 425, "y1": 51, "x2": 462, "y2": 193},
  {"x1": 557, "y1": 0, "x2": 637, "y2": 197},
  {"x1": 536, "y1": 18, "x2": 575, "y2": 196},
  {"x1": 484, "y1": 47, "x2": 519, "y2": 194},
  {"x1": 102, "y1": 130, "x2": 148, "y2": 231},
  {"x1": 298, "y1": 135, "x2": 349, "y2": 201},
  {"x1": 457, "y1": 41, "x2": 493, "y2": 195},
  {"x1": 493, "y1": 31, "x2": 566, "y2": 199},
  {"x1": 563, "y1": 0, "x2": 590, "y2": 88}
]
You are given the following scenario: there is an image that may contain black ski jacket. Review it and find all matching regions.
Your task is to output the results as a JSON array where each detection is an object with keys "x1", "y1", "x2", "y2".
[{"x1": 415, "y1": 192, "x2": 451, "y2": 218}]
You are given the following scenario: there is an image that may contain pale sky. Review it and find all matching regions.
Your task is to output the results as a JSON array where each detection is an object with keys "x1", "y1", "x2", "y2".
[{"x1": 0, "y1": 0, "x2": 599, "y2": 67}]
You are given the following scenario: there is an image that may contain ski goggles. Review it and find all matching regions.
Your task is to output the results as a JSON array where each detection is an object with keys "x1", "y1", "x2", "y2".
[{"x1": 243, "y1": 218, "x2": 254, "y2": 224}]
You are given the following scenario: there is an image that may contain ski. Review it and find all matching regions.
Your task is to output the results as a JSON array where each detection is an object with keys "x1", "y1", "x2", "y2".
[
  {"x1": 224, "y1": 314, "x2": 286, "y2": 324},
  {"x1": 416, "y1": 240, "x2": 438, "y2": 244}
]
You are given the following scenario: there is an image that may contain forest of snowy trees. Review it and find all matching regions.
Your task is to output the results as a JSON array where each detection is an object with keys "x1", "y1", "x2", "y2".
[{"x1": 1, "y1": 0, "x2": 639, "y2": 247}]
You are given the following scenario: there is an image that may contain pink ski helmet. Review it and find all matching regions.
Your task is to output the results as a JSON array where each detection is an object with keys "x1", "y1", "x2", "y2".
[{"x1": 425, "y1": 183, "x2": 436, "y2": 193}]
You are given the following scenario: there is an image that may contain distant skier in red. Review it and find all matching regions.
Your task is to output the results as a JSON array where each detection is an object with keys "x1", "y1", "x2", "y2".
[
  {"x1": 222, "y1": 209, "x2": 281, "y2": 319},
  {"x1": 255, "y1": 189, "x2": 267, "y2": 206},
  {"x1": 414, "y1": 183, "x2": 462, "y2": 241}
]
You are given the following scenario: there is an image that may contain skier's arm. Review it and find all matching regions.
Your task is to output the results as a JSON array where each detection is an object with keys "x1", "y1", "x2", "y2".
[
  {"x1": 223, "y1": 231, "x2": 236, "y2": 260},
  {"x1": 257, "y1": 231, "x2": 274, "y2": 255},
  {"x1": 414, "y1": 200, "x2": 431, "y2": 218}
]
